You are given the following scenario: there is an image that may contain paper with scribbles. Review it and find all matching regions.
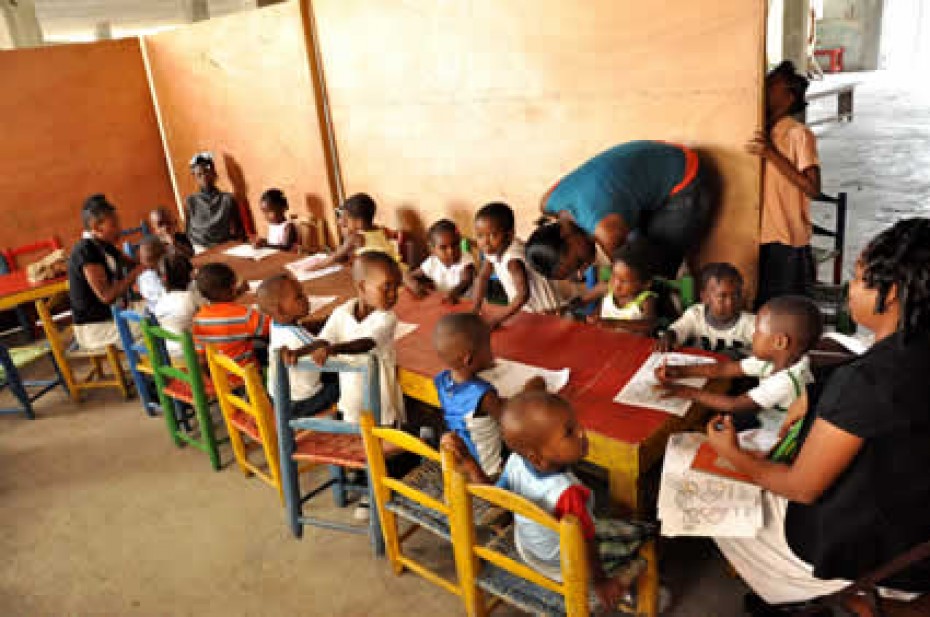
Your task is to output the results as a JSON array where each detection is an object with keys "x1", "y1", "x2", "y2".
[
  {"x1": 285, "y1": 254, "x2": 343, "y2": 281},
  {"x1": 658, "y1": 433, "x2": 762, "y2": 538},
  {"x1": 479, "y1": 359, "x2": 569, "y2": 398},
  {"x1": 223, "y1": 244, "x2": 278, "y2": 260},
  {"x1": 614, "y1": 352, "x2": 717, "y2": 416}
]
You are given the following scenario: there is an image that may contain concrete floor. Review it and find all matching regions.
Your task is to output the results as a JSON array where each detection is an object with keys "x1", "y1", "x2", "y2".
[{"x1": 2, "y1": 70, "x2": 922, "y2": 616}]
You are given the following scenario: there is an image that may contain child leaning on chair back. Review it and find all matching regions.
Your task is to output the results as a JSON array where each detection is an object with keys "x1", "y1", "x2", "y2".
[
  {"x1": 257, "y1": 273, "x2": 339, "y2": 418},
  {"x1": 657, "y1": 262, "x2": 755, "y2": 355},
  {"x1": 282, "y1": 250, "x2": 405, "y2": 426},
  {"x1": 656, "y1": 294, "x2": 822, "y2": 453},
  {"x1": 444, "y1": 391, "x2": 654, "y2": 610}
]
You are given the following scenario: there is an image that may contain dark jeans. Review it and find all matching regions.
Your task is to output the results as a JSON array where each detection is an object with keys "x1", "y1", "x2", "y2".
[
  {"x1": 639, "y1": 171, "x2": 713, "y2": 278},
  {"x1": 755, "y1": 242, "x2": 814, "y2": 310},
  {"x1": 291, "y1": 375, "x2": 340, "y2": 418}
]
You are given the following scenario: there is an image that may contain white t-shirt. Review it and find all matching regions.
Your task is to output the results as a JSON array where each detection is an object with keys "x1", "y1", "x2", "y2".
[
  {"x1": 267, "y1": 221, "x2": 294, "y2": 247},
  {"x1": 138, "y1": 269, "x2": 166, "y2": 313},
  {"x1": 419, "y1": 253, "x2": 475, "y2": 293},
  {"x1": 268, "y1": 321, "x2": 322, "y2": 402},
  {"x1": 318, "y1": 299, "x2": 404, "y2": 425},
  {"x1": 152, "y1": 290, "x2": 197, "y2": 355},
  {"x1": 486, "y1": 239, "x2": 560, "y2": 313},
  {"x1": 740, "y1": 355, "x2": 813, "y2": 452},
  {"x1": 669, "y1": 305, "x2": 756, "y2": 353}
]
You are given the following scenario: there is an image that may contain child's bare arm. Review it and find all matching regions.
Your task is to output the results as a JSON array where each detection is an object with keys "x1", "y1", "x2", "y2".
[
  {"x1": 471, "y1": 260, "x2": 493, "y2": 313},
  {"x1": 578, "y1": 281, "x2": 608, "y2": 306},
  {"x1": 444, "y1": 263, "x2": 476, "y2": 304},
  {"x1": 280, "y1": 340, "x2": 328, "y2": 366},
  {"x1": 441, "y1": 432, "x2": 492, "y2": 484},
  {"x1": 746, "y1": 131, "x2": 821, "y2": 197},
  {"x1": 487, "y1": 260, "x2": 530, "y2": 329},
  {"x1": 478, "y1": 389, "x2": 505, "y2": 421},
  {"x1": 403, "y1": 267, "x2": 431, "y2": 297},
  {"x1": 657, "y1": 385, "x2": 760, "y2": 414},
  {"x1": 310, "y1": 234, "x2": 360, "y2": 270},
  {"x1": 301, "y1": 337, "x2": 377, "y2": 367},
  {"x1": 655, "y1": 359, "x2": 745, "y2": 381}
]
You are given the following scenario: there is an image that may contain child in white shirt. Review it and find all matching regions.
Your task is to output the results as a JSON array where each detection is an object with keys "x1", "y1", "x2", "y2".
[
  {"x1": 252, "y1": 188, "x2": 298, "y2": 251},
  {"x1": 656, "y1": 295, "x2": 822, "y2": 453},
  {"x1": 137, "y1": 236, "x2": 167, "y2": 313},
  {"x1": 256, "y1": 274, "x2": 339, "y2": 417},
  {"x1": 658, "y1": 263, "x2": 755, "y2": 355},
  {"x1": 283, "y1": 251, "x2": 405, "y2": 426},
  {"x1": 151, "y1": 253, "x2": 196, "y2": 356},
  {"x1": 472, "y1": 202, "x2": 560, "y2": 329},
  {"x1": 404, "y1": 219, "x2": 476, "y2": 304}
]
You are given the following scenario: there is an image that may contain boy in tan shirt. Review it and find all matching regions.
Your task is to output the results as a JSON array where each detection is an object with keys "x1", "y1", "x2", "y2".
[{"x1": 747, "y1": 61, "x2": 821, "y2": 309}]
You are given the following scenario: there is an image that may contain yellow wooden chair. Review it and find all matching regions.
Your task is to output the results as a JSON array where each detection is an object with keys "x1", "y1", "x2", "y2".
[
  {"x1": 447, "y1": 449, "x2": 660, "y2": 617},
  {"x1": 205, "y1": 345, "x2": 283, "y2": 502},
  {"x1": 35, "y1": 296, "x2": 130, "y2": 403},
  {"x1": 360, "y1": 413, "x2": 464, "y2": 597}
]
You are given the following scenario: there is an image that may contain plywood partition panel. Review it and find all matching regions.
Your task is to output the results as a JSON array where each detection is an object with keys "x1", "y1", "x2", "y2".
[
  {"x1": 143, "y1": 1, "x2": 334, "y2": 242},
  {"x1": 0, "y1": 39, "x2": 174, "y2": 250},
  {"x1": 312, "y1": 0, "x2": 765, "y2": 291}
]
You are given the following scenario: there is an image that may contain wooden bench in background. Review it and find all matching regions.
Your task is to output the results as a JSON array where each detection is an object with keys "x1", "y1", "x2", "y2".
[{"x1": 803, "y1": 82, "x2": 858, "y2": 126}]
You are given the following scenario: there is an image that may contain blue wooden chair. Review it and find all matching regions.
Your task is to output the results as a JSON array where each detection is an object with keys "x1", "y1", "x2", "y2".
[
  {"x1": 0, "y1": 341, "x2": 68, "y2": 419},
  {"x1": 120, "y1": 220, "x2": 151, "y2": 259},
  {"x1": 112, "y1": 306, "x2": 160, "y2": 417},
  {"x1": 273, "y1": 352, "x2": 385, "y2": 555}
]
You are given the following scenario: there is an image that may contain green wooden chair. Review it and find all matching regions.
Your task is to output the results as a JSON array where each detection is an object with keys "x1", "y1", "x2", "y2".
[
  {"x1": 0, "y1": 341, "x2": 67, "y2": 419},
  {"x1": 140, "y1": 319, "x2": 221, "y2": 471}
]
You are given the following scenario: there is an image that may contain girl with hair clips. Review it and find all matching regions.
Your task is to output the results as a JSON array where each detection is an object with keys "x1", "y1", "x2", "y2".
[{"x1": 707, "y1": 218, "x2": 930, "y2": 615}]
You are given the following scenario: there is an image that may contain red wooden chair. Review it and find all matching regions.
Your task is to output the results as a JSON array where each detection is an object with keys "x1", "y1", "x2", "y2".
[{"x1": 0, "y1": 237, "x2": 64, "y2": 340}]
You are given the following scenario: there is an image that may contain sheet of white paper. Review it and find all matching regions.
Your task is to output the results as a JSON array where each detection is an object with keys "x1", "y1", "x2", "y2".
[
  {"x1": 614, "y1": 352, "x2": 717, "y2": 416},
  {"x1": 285, "y1": 254, "x2": 343, "y2": 282},
  {"x1": 657, "y1": 433, "x2": 763, "y2": 538},
  {"x1": 479, "y1": 358, "x2": 569, "y2": 398},
  {"x1": 394, "y1": 321, "x2": 419, "y2": 341},
  {"x1": 307, "y1": 295, "x2": 338, "y2": 314},
  {"x1": 223, "y1": 244, "x2": 278, "y2": 260},
  {"x1": 247, "y1": 280, "x2": 262, "y2": 292}
]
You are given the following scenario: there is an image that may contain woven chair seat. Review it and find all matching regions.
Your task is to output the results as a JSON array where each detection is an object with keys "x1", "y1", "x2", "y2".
[
  {"x1": 0, "y1": 343, "x2": 52, "y2": 383},
  {"x1": 228, "y1": 409, "x2": 261, "y2": 441},
  {"x1": 162, "y1": 373, "x2": 244, "y2": 404},
  {"x1": 292, "y1": 432, "x2": 369, "y2": 469}
]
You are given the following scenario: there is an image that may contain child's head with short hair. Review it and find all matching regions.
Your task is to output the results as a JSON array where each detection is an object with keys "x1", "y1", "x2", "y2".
[
  {"x1": 149, "y1": 206, "x2": 178, "y2": 237},
  {"x1": 256, "y1": 273, "x2": 309, "y2": 325},
  {"x1": 501, "y1": 391, "x2": 588, "y2": 473},
  {"x1": 138, "y1": 235, "x2": 167, "y2": 269},
  {"x1": 474, "y1": 202, "x2": 515, "y2": 257},
  {"x1": 260, "y1": 188, "x2": 289, "y2": 225},
  {"x1": 196, "y1": 262, "x2": 239, "y2": 304},
  {"x1": 428, "y1": 219, "x2": 463, "y2": 267},
  {"x1": 189, "y1": 152, "x2": 218, "y2": 192},
  {"x1": 608, "y1": 240, "x2": 656, "y2": 301},
  {"x1": 352, "y1": 250, "x2": 402, "y2": 312},
  {"x1": 342, "y1": 193, "x2": 377, "y2": 234},
  {"x1": 699, "y1": 262, "x2": 745, "y2": 326},
  {"x1": 82, "y1": 194, "x2": 121, "y2": 243},
  {"x1": 752, "y1": 295, "x2": 823, "y2": 363},
  {"x1": 766, "y1": 60, "x2": 809, "y2": 119},
  {"x1": 160, "y1": 253, "x2": 193, "y2": 292},
  {"x1": 433, "y1": 312, "x2": 494, "y2": 377}
]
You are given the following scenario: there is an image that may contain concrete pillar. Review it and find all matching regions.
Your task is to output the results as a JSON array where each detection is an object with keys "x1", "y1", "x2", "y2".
[
  {"x1": 180, "y1": 0, "x2": 210, "y2": 23},
  {"x1": 94, "y1": 21, "x2": 113, "y2": 41},
  {"x1": 782, "y1": 0, "x2": 812, "y2": 70},
  {"x1": 256, "y1": 0, "x2": 286, "y2": 6},
  {"x1": 0, "y1": 0, "x2": 44, "y2": 49}
]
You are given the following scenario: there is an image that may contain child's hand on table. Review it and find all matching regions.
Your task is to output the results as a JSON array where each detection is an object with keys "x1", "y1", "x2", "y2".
[
  {"x1": 251, "y1": 236, "x2": 267, "y2": 248},
  {"x1": 655, "y1": 332, "x2": 676, "y2": 353},
  {"x1": 654, "y1": 381, "x2": 698, "y2": 400},
  {"x1": 706, "y1": 414, "x2": 739, "y2": 457}
]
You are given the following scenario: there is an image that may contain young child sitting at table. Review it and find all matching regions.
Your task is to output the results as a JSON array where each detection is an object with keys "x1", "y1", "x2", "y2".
[
  {"x1": 152, "y1": 253, "x2": 196, "y2": 356},
  {"x1": 655, "y1": 294, "x2": 822, "y2": 453},
  {"x1": 433, "y1": 312, "x2": 546, "y2": 477},
  {"x1": 283, "y1": 250, "x2": 404, "y2": 426},
  {"x1": 444, "y1": 391, "x2": 654, "y2": 610},
  {"x1": 185, "y1": 152, "x2": 245, "y2": 251},
  {"x1": 136, "y1": 236, "x2": 167, "y2": 313},
  {"x1": 192, "y1": 262, "x2": 270, "y2": 367},
  {"x1": 306, "y1": 193, "x2": 400, "y2": 271},
  {"x1": 149, "y1": 206, "x2": 194, "y2": 259},
  {"x1": 257, "y1": 273, "x2": 339, "y2": 417},
  {"x1": 252, "y1": 188, "x2": 298, "y2": 251},
  {"x1": 404, "y1": 219, "x2": 475, "y2": 304},
  {"x1": 591, "y1": 241, "x2": 657, "y2": 335},
  {"x1": 69, "y1": 194, "x2": 147, "y2": 350},
  {"x1": 657, "y1": 262, "x2": 755, "y2": 355},
  {"x1": 472, "y1": 202, "x2": 560, "y2": 329}
]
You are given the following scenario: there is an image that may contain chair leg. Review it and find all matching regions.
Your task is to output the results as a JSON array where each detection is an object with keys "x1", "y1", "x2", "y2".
[
  {"x1": 635, "y1": 540, "x2": 659, "y2": 617},
  {"x1": 105, "y1": 346, "x2": 131, "y2": 399},
  {"x1": 367, "y1": 480, "x2": 386, "y2": 557},
  {"x1": 281, "y1": 452, "x2": 303, "y2": 538},
  {"x1": 194, "y1": 401, "x2": 221, "y2": 471},
  {"x1": 329, "y1": 466, "x2": 348, "y2": 507},
  {"x1": 3, "y1": 369, "x2": 36, "y2": 420}
]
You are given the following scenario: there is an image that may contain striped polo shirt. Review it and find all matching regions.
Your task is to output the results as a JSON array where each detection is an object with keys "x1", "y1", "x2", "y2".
[{"x1": 192, "y1": 302, "x2": 270, "y2": 365}]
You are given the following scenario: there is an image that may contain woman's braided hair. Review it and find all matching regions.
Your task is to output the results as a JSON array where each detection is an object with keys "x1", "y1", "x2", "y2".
[{"x1": 860, "y1": 217, "x2": 930, "y2": 339}]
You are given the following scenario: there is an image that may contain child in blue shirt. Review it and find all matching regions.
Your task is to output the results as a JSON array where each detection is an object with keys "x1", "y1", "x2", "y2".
[{"x1": 444, "y1": 391, "x2": 654, "y2": 610}]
